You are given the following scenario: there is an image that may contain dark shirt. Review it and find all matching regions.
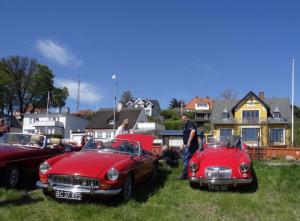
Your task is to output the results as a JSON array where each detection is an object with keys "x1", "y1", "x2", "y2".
[{"x1": 183, "y1": 120, "x2": 199, "y2": 153}]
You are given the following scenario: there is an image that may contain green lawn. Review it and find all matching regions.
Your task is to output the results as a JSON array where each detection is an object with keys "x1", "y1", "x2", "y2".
[{"x1": 0, "y1": 161, "x2": 299, "y2": 221}]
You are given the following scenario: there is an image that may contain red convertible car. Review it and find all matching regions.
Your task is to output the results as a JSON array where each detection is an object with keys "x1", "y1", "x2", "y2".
[
  {"x1": 0, "y1": 133, "x2": 81, "y2": 188},
  {"x1": 188, "y1": 135, "x2": 253, "y2": 190},
  {"x1": 36, "y1": 134, "x2": 159, "y2": 202}
]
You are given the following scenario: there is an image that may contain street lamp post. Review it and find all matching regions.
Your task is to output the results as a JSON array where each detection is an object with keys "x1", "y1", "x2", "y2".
[{"x1": 112, "y1": 74, "x2": 117, "y2": 137}]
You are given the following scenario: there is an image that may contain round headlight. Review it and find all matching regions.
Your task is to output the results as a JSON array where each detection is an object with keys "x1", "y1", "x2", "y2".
[
  {"x1": 107, "y1": 168, "x2": 119, "y2": 181},
  {"x1": 240, "y1": 163, "x2": 250, "y2": 173},
  {"x1": 39, "y1": 162, "x2": 50, "y2": 175},
  {"x1": 189, "y1": 162, "x2": 199, "y2": 172}
]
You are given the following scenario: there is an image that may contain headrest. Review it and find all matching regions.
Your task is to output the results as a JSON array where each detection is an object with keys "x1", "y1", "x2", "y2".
[
  {"x1": 50, "y1": 138, "x2": 61, "y2": 145},
  {"x1": 31, "y1": 135, "x2": 44, "y2": 142}
]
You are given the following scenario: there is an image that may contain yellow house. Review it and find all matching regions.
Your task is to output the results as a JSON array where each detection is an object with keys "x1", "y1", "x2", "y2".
[{"x1": 211, "y1": 91, "x2": 291, "y2": 147}]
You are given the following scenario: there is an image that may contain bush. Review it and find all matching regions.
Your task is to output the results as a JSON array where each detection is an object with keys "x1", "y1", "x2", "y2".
[
  {"x1": 164, "y1": 120, "x2": 182, "y2": 130},
  {"x1": 160, "y1": 109, "x2": 180, "y2": 120}
]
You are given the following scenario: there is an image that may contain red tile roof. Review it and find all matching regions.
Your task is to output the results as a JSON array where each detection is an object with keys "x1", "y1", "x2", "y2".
[{"x1": 184, "y1": 96, "x2": 213, "y2": 110}]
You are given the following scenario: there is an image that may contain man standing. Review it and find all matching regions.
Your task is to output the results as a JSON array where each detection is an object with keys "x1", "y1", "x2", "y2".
[{"x1": 178, "y1": 114, "x2": 199, "y2": 180}]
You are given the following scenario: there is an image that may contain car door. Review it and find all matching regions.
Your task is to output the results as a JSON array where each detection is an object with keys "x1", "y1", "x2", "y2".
[{"x1": 132, "y1": 150, "x2": 154, "y2": 184}]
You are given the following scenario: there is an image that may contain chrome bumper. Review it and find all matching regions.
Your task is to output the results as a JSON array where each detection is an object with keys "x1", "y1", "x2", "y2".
[
  {"x1": 189, "y1": 177, "x2": 252, "y2": 186},
  {"x1": 36, "y1": 181, "x2": 122, "y2": 196}
]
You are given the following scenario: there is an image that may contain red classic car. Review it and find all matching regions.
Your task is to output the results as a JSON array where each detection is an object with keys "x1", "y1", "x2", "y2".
[
  {"x1": 36, "y1": 134, "x2": 159, "y2": 202},
  {"x1": 188, "y1": 135, "x2": 253, "y2": 190},
  {"x1": 0, "y1": 133, "x2": 81, "y2": 188}
]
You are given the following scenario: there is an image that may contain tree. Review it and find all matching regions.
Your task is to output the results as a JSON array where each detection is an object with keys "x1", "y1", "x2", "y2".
[
  {"x1": 0, "y1": 56, "x2": 69, "y2": 119},
  {"x1": 51, "y1": 87, "x2": 69, "y2": 112},
  {"x1": 119, "y1": 91, "x2": 134, "y2": 105},
  {"x1": 293, "y1": 105, "x2": 300, "y2": 118},
  {"x1": 220, "y1": 88, "x2": 237, "y2": 100},
  {"x1": 169, "y1": 98, "x2": 185, "y2": 109}
]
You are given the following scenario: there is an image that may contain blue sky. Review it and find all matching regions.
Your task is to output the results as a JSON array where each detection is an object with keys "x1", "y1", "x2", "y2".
[{"x1": 1, "y1": 0, "x2": 299, "y2": 111}]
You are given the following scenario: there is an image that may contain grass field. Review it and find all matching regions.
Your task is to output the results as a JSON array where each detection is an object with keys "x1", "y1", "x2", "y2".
[{"x1": 0, "y1": 161, "x2": 299, "y2": 221}]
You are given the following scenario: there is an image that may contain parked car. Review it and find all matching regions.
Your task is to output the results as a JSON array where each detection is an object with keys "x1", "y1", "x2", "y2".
[
  {"x1": 188, "y1": 135, "x2": 253, "y2": 190},
  {"x1": 0, "y1": 133, "x2": 80, "y2": 188},
  {"x1": 36, "y1": 134, "x2": 159, "y2": 202}
]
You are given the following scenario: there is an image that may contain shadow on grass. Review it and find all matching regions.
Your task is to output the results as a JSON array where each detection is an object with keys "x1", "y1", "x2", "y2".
[
  {"x1": 131, "y1": 166, "x2": 172, "y2": 203},
  {"x1": 0, "y1": 193, "x2": 43, "y2": 207},
  {"x1": 60, "y1": 167, "x2": 173, "y2": 206}
]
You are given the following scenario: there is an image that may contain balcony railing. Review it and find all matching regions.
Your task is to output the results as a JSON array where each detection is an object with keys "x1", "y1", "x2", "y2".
[
  {"x1": 195, "y1": 116, "x2": 211, "y2": 122},
  {"x1": 34, "y1": 121, "x2": 64, "y2": 127},
  {"x1": 236, "y1": 118, "x2": 267, "y2": 124}
]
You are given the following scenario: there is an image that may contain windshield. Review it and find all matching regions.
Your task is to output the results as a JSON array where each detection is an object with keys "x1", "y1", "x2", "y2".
[
  {"x1": 82, "y1": 138, "x2": 141, "y2": 155},
  {"x1": 0, "y1": 133, "x2": 46, "y2": 148},
  {"x1": 206, "y1": 135, "x2": 242, "y2": 149}
]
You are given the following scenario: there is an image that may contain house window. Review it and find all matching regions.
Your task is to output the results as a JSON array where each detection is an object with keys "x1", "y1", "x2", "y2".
[
  {"x1": 242, "y1": 128, "x2": 260, "y2": 141},
  {"x1": 29, "y1": 118, "x2": 38, "y2": 123},
  {"x1": 247, "y1": 99, "x2": 254, "y2": 106},
  {"x1": 242, "y1": 110, "x2": 259, "y2": 123},
  {"x1": 196, "y1": 103, "x2": 208, "y2": 108},
  {"x1": 220, "y1": 129, "x2": 232, "y2": 138},
  {"x1": 269, "y1": 129, "x2": 284, "y2": 143},
  {"x1": 222, "y1": 112, "x2": 229, "y2": 119},
  {"x1": 106, "y1": 132, "x2": 111, "y2": 138},
  {"x1": 108, "y1": 119, "x2": 114, "y2": 125},
  {"x1": 273, "y1": 112, "x2": 281, "y2": 119}
]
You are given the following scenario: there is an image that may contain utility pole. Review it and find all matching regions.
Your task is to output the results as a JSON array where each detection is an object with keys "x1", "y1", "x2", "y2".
[
  {"x1": 292, "y1": 58, "x2": 295, "y2": 147},
  {"x1": 76, "y1": 76, "x2": 80, "y2": 113}
]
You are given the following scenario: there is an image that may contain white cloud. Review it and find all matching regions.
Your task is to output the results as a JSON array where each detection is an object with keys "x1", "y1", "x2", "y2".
[
  {"x1": 35, "y1": 39, "x2": 82, "y2": 67},
  {"x1": 55, "y1": 78, "x2": 101, "y2": 105}
]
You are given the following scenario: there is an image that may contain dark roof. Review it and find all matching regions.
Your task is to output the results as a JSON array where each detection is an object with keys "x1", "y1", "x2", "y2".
[
  {"x1": 211, "y1": 99, "x2": 238, "y2": 124},
  {"x1": 86, "y1": 108, "x2": 142, "y2": 129},
  {"x1": 211, "y1": 96, "x2": 291, "y2": 124},
  {"x1": 232, "y1": 91, "x2": 270, "y2": 114}
]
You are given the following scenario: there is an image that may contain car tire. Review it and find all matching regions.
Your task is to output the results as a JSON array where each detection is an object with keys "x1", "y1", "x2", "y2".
[
  {"x1": 42, "y1": 189, "x2": 53, "y2": 197},
  {"x1": 120, "y1": 175, "x2": 133, "y2": 202},
  {"x1": 150, "y1": 165, "x2": 158, "y2": 184},
  {"x1": 5, "y1": 166, "x2": 19, "y2": 188},
  {"x1": 189, "y1": 182, "x2": 200, "y2": 189}
]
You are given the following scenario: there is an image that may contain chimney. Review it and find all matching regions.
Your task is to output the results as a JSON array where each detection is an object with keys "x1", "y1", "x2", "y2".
[{"x1": 259, "y1": 91, "x2": 265, "y2": 100}]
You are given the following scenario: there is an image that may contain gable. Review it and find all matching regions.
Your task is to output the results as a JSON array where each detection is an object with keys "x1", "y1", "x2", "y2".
[{"x1": 232, "y1": 91, "x2": 270, "y2": 115}]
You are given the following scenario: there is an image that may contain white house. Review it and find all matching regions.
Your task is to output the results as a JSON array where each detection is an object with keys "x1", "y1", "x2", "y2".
[
  {"x1": 85, "y1": 108, "x2": 148, "y2": 142},
  {"x1": 23, "y1": 112, "x2": 89, "y2": 139},
  {"x1": 124, "y1": 98, "x2": 161, "y2": 117}
]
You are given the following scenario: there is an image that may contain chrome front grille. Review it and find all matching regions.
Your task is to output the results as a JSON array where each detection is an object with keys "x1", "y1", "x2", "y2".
[
  {"x1": 205, "y1": 166, "x2": 232, "y2": 179},
  {"x1": 48, "y1": 174, "x2": 99, "y2": 188}
]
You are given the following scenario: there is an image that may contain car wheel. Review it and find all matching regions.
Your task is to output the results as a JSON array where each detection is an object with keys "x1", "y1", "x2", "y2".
[
  {"x1": 42, "y1": 189, "x2": 53, "y2": 197},
  {"x1": 120, "y1": 175, "x2": 133, "y2": 202},
  {"x1": 5, "y1": 166, "x2": 19, "y2": 188},
  {"x1": 189, "y1": 182, "x2": 200, "y2": 189},
  {"x1": 150, "y1": 166, "x2": 158, "y2": 184}
]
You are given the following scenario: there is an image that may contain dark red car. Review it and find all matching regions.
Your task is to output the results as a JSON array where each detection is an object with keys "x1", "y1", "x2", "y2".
[
  {"x1": 36, "y1": 134, "x2": 159, "y2": 202},
  {"x1": 188, "y1": 135, "x2": 253, "y2": 190},
  {"x1": 0, "y1": 133, "x2": 80, "y2": 188}
]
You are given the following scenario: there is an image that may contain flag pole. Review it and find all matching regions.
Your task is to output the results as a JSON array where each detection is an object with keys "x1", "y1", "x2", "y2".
[
  {"x1": 46, "y1": 91, "x2": 50, "y2": 135},
  {"x1": 291, "y1": 59, "x2": 295, "y2": 147}
]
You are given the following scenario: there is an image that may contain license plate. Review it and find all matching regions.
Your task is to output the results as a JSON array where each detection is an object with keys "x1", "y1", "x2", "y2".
[
  {"x1": 55, "y1": 190, "x2": 82, "y2": 200},
  {"x1": 208, "y1": 185, "x2": 228, "y2": 191}
]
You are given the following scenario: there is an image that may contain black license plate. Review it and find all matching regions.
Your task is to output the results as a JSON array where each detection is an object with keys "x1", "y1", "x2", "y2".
[
  {"x1": 55, "y1": 190, "x2": 82, "y2": 200},
  {"x1": 208, "y1": 185, "x2": 228, "y2": 191}
]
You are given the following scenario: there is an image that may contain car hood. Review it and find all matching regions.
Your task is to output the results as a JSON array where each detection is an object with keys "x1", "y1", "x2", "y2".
[
  {"x1": 199, "y1": 147, "x2": 244, "y2": 168},
  {"x1": 48, "y1": 151, "x2": 130, "y2": 178}
]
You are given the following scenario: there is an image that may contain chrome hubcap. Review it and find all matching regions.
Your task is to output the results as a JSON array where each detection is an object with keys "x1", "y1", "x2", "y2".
[{"x1": 9, "y1": 168, "x2": 19, "y2": 187}]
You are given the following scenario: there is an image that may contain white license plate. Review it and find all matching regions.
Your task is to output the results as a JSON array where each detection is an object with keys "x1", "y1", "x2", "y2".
[
  {"x1": 208, "y1": 185, "x2": 228, "y2": 191},
  {"x1": 55, "y1": 190, "x2": 82, "y2": 200}
]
